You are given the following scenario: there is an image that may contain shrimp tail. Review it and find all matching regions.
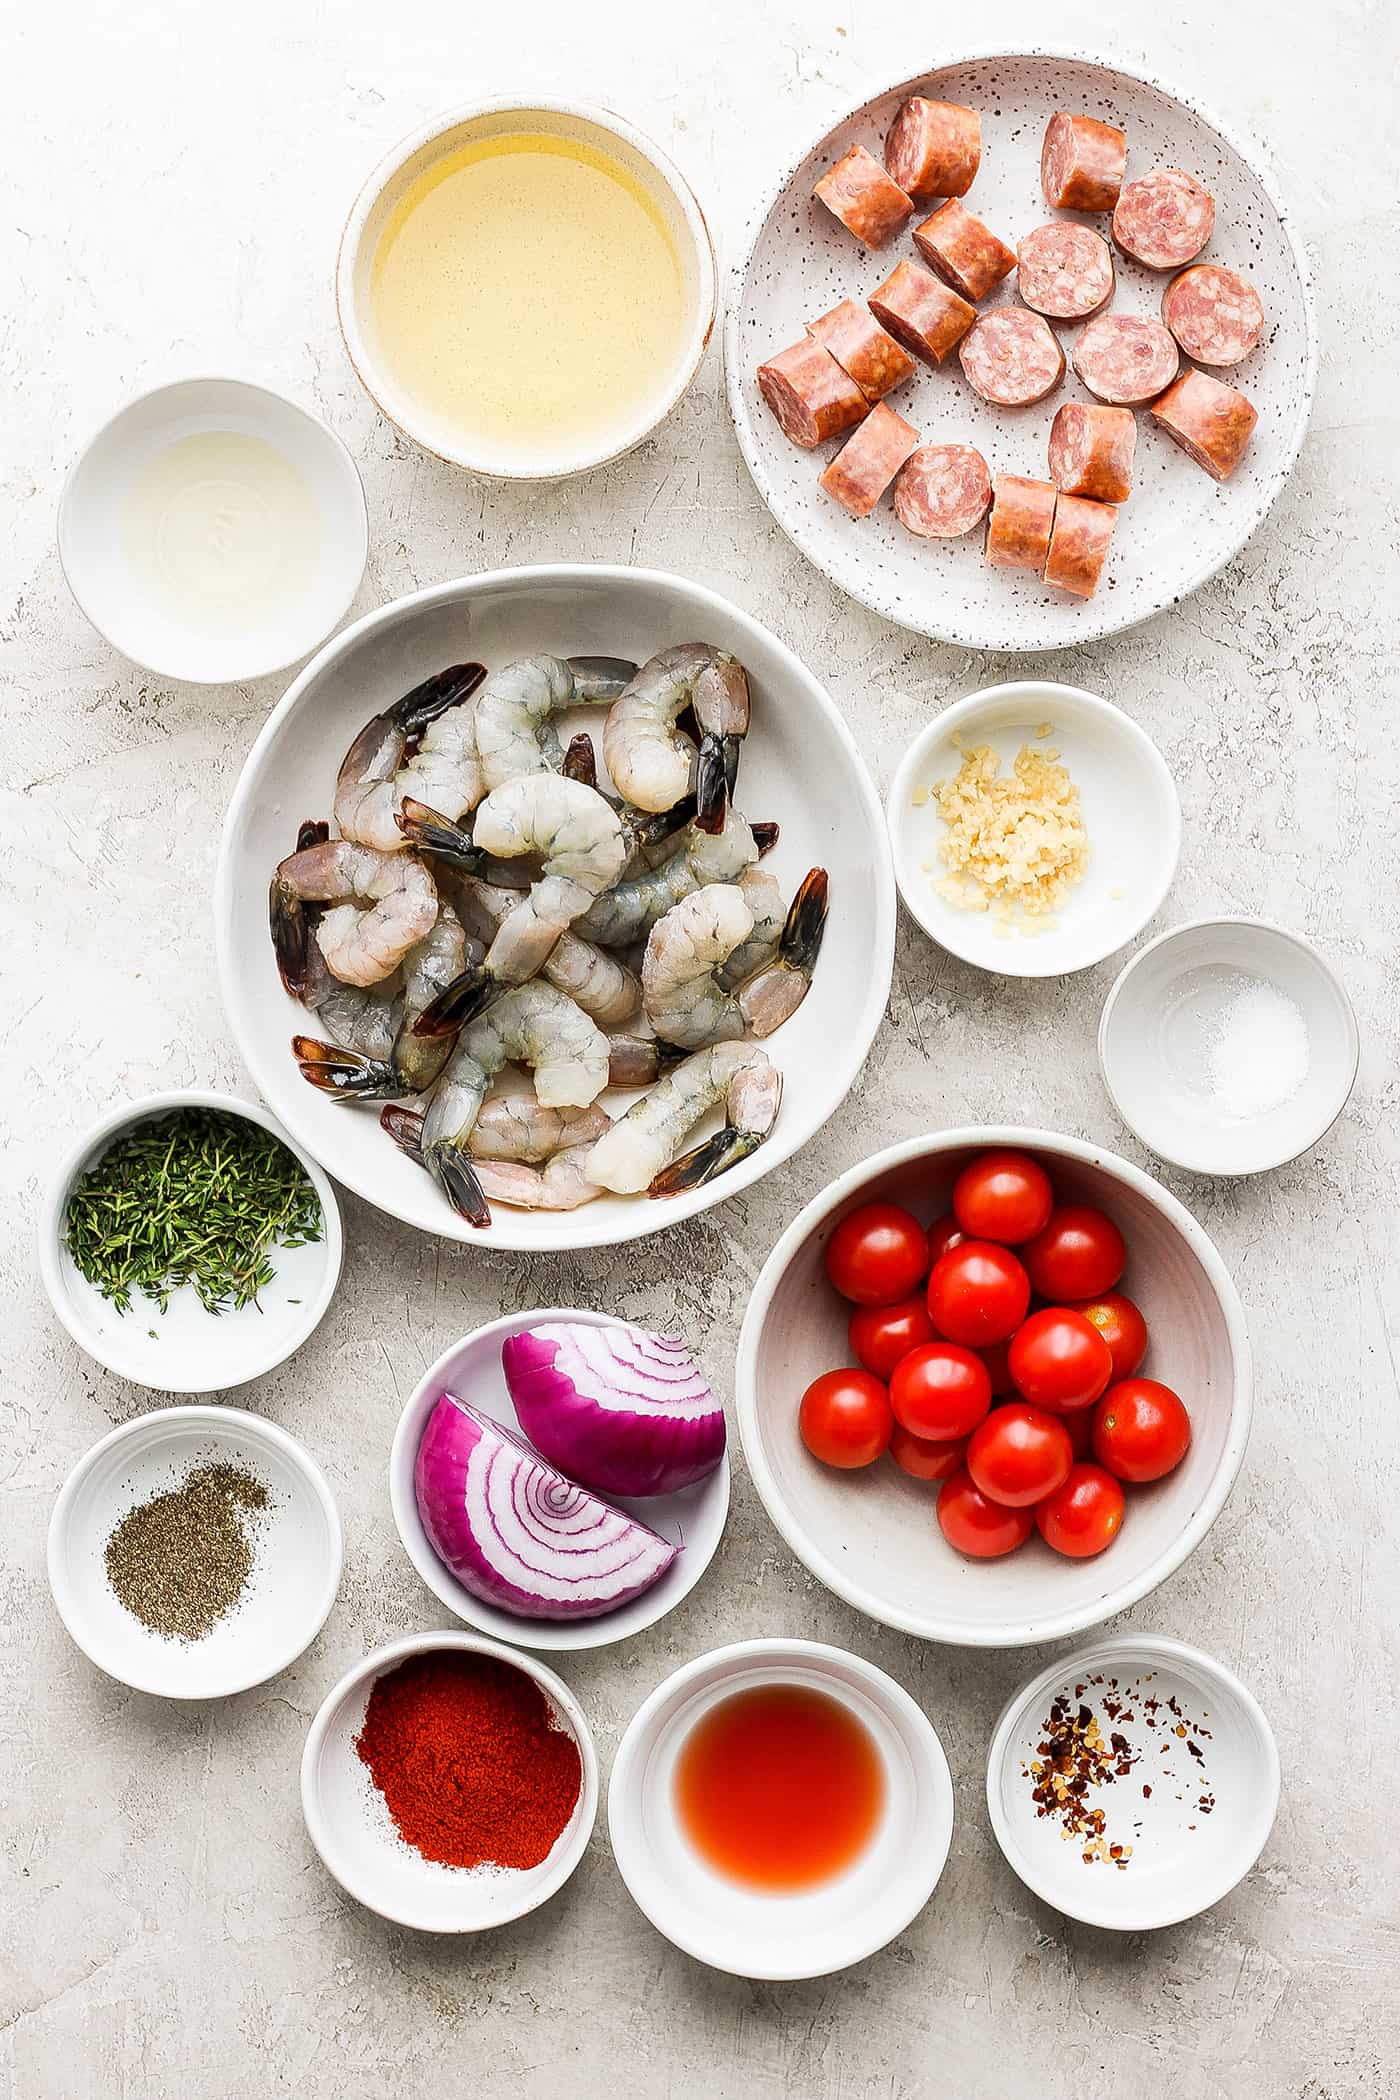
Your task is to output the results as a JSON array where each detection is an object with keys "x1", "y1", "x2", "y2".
[
  {"x1": 567, "y1": 655, "x2": 637, "y2": 700},
  {"x1": 424, "y1": 1144, "x2": 492, "y2": 1229},
  {"x1": 391, "y1": 662, "x2": 487, "y2": 743},
  {"x1": 750, "y1": 821, "x2": 779, "y2": 858},
  {"x1": 738, "y1": 867, "x2": 830, "y2": 1038},
  {"x1": 380, "y1": 1104, "x2": 425, "y2": 1161},
  {"x1": 291, "y1": 1034, "x2": 400, "y2": 1098},
  {"x1": 692, "y1": 656, "x2": 751, "y2": 833},
  {"x1": 636, "y1": 793, "x2": 698, "y2": 852},
  {"x1": 412, "y1": 962, "x2": 500, "y2": 1038},
  {"x1": 297, "y1": 818, "x2": 330, "y2": 851},
  {"x1": 394, "y1": 797, "x2": 486, "y2": 870},
  {"x1": 647, "y1": 1125, "x2": 763, "y2": 1195},
  {"x1": 561, "y1": 733, "x2": 598, "y2": 787},
  {"x1": 270, "y1": 883, "x2": 313, "y2": 997}
]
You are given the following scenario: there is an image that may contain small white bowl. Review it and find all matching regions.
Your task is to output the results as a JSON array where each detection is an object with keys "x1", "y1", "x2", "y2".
[
  {"x1": 301, "y1": 1631, "x2": 598, "y2": 1931},
  {"x1": 887, "y1": 681, "x2": 1181, "y2": 978},
  {"x1": 48, "y1": 1405, "x2": 342, "y2": 1699},
  {"x1": 986, "y1": 1632, "x2": 1280, "y2": 1930},
  {"x1": 390, "y1": 1309, "x2": 729, "y2": 1652},
  {"x1": 58, "y1": 377, "x2": 367, "y2": 684},
  {"x1": 608, "y1": 1638, "x2": 954, "y2": 1979},
  {"x1": 39, "y1": 1089, "x2": 343, "y2": 1394},
  {"x1": 1099, "y1": 917, "x2": 1360, "y2": 1175},
  {"x1": 337, "y1": 99, "x2": 717, "y2": 478}
]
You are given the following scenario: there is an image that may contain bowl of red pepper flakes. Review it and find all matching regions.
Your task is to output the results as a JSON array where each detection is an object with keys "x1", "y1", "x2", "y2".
[{"x1": 300, "y1": 1631, "x2": 598, "y2": 1930}]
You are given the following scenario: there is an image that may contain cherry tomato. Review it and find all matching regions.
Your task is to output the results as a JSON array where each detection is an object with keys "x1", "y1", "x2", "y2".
[
  {"x1": 966, "y1": 1404, "x2": 1073, "y2": 1507},
  {"x1": 952, "y1": 1149, "x2": 1054, "y2": 1245},
  {"x1": 1035, "y1": 1463, "x2": 1126, "y2": 1558},
  {"x1": 1065, "y1": 1292, "x2": 1149, "y2": 1382},
  {"x1": 890, "y1": 1426, "x2": 966, "y2": 1481},
  {"x1": 1092, "y1": 1379, "x2": 1191, "y2": 1483},
  {"x1": 1022, "y1": 1206, "x2": 1126, "y2": 1301},
  {"x1": 824, "y1": 1202, "x2": 929, "y2": 1307},
  {"x1": 926, "y1": 1214, "x2": 965, "y2": 1265},
  {"x1": 799, "y1": 1369, "x2": 893, "y2": 1469},
  {"x1": 926, "y1": 1240, "x2": 1030, "y2": 1347},
  {"x1": 848, "y1": 1295, "x2": 936, "y2": 1379},
  {"x1": 1008, "y1": 1307, "x2": 1114, "y2": 1413},
  {"x1": 890, "y1": 1343, "x2": 992, "y2": 1441},
  {"x1": 979, "y1": 1338, "x2": 1016, "y2": 1396},
  {"x1": 937, "y1": 1469, "x2": 1035, "y2": 1559}
]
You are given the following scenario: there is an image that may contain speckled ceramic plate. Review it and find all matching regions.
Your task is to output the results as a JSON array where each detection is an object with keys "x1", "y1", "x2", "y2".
[{"x1": 724, "y1": 50, "x2": 1316, "y2": 651}]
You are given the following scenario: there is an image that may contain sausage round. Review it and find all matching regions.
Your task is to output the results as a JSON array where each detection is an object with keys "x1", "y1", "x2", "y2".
[
  {"x1": 1162, "y1": 264, "x2": 1265, "y2": 367},
  {"x1": 819, "y1": 401, "x2": 921, "y2": 518},
  {"x1": 868, "y1": 259, "x2": 976, "y2": 367},
  {"x1": 809, "y1": 299, "x2": 917, "y2": 401},
  {"x1": 1041, "y1": 112, "x2": 1127, "y2": 212},
  {"x1": 912, "y1": 199, "x2": 1016, "y2": 302},
  {"x1": 985, "y1": 476, "x2": 1058, "y2": 572},
  {"x1": 1048, "y1": 403, "x2": 1137, "y2": 504},
  {"x1": 1112, "y1": 168, "x2": 1216, "y2": 269},
  {"x1": 1071, "y1": 313, "x2": 1180, "y2": 406},
  {"x1": 813, "y1": 144, "x2": 914, "y2": 249},
  {"x1": 884, "y1": 97, "x2": 981, "y2": 201},
  {"x1": 958, "y1": 308, "x2": 1065, "y2": 407},
  {"x1": 756, "y1": 338, "x2": 870, "y2": 449},
  {"x1": 894, "y1": 443, "x2": 992, "y2": 538},
  {"x1": 1043, "y1": 495, "x2": 1117, "y2": 598},
  {"x1": 1150, "y1": 369, "x2": 1257, "y2": 482},
  {"x1": 1017, "y1": 222, "x2": 1114, "y2": 320}
]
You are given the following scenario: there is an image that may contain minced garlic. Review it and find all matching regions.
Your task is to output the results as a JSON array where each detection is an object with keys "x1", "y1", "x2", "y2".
[{"x1": 927, "y1": 739, "x2": 1088, "y2": 925}]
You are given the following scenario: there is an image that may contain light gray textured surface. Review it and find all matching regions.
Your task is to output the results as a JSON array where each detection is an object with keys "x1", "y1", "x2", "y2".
[{"x1": 4, "y1": 2, "x2": 1397, "y2": 2094}]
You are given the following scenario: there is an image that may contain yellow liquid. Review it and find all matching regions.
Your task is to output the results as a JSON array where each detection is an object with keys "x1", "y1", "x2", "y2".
[{"x1": 369, "y1": 131, "x2": 690, "y2": 470}]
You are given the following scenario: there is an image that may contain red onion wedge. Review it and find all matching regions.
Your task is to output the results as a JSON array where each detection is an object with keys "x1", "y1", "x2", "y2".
[
  {"x1": 502, "y1": 1321, "x2": 726, "y2": 1498},
  {"x1": 415, "y1": 1393, "x2": 677, "y2": 1620}
]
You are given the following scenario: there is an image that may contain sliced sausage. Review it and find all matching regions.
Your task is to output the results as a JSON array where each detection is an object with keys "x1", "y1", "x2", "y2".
[
  {"x1": 1071, "y1": 313, "x2": 1180, "y2": 405},
  {"x1": 894, "y1": 444, "x2": 992, "y2": 539},
  {"x1": 756, "y1": 337, "x2": 870, "y2": 449},
  {"x1": 1162, "y1": 264, "x2": 1265, "y2": 367},
  {"x1": 1041, "y1": 112, "x2": 1128, "y2": 212},
  {"x1": 1043, "y1": 495, "x2": 1117, "y2": 598},
  {"x1": 884, "y1": 97, "x2": 981, "y2": 201},
  {"x1": 819, "y1": 401, "x2": 921, "y2": 518},
  {"x1": 813, "y1": 144, "x2": 914, "y2": 248},
  {"x1": 959, "y1": 308, "x2": 1065, "y2": 407},
  {"x1": 1048, "y1": 403, "x2": 1137, "y2": 504},
  {"x1": 1017, "y1": 222, "x2": 1114, "y2": 320},
  {"x1": 912, "y1": 199, "x2": 1016, "y2": 302},
  {"x1": 1112, "y1": 168, "x2": 1215, "y2": 269},
  {"x1": 1150, "y1": 368, "x2": 1257, "y2": 482},
  {"x1": 809, "y1": 299, "x2": 917, "y2": 402},
  {"x1": 985, "y1": 476, "x2": 1058, "y2": 572},
  {"x1": 868, "y1": 259, "x2": 976, "y2": 368}
]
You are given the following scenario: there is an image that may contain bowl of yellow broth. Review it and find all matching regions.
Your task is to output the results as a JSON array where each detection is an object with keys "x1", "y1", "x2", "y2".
[{"x1": 337, "y1": 99, "x2": 717, "y2": 479}]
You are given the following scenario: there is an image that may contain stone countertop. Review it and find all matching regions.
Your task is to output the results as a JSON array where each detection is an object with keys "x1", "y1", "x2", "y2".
[{"x1": 3, "y1": 1, "x2": 1397, "y2": 2094}]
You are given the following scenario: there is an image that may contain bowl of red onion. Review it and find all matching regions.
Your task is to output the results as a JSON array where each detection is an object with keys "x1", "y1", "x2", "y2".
[{"x1": 388, "y1": 1308, "x2": 731, "y2": 1651}]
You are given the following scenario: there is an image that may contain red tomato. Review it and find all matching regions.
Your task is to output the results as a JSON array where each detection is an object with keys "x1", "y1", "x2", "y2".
[
  {"x1": 937, "y1": 1469, "x2": 1035, "y2": 1559},
  {"x1": 848, "y1": 1295, "x2": 936, "y2": 1379},
  {"x1": 1008, "y1": 1307, "x2": 1114, "y2": 1413},
  {"x1": 952, "y1": 1149, "x2": 1054, "y2": 1245},
  {"x1": 926, "y1": 1241, "x2": 1030, "y2": 1347},
  {"x1": 966, "y1": 1404, "x2": 1073, "y2": 1508},
  {"x1": 1035, "y1": 1464, "x2": 1126, "y2": 1558},
  {"x1": 890, "y1": 1343, "x2": 992, "y2": 1441},
  {"x1": 1092, "y1": 1379, "x2": 1191, "y2": 1483},
  {"x1": 799, "y1": 1369, "x2": 893, "y2": 1469},
  {"x1": 890, "y1": 1426, "x2": 966, "y2": 1481},
  {"x1": 1065, "y1": 1292, "x2": 1149, "y2": 1381},
  {"x1": 979, "y1": 1338, "x2": 1016, "y2": 1396},
  {"x1": 926, "y1": 1214, "x2": 965, "y2": 1265},
  {"x1": 1022, "y1": 1206, "x2": 1126, "y2": 1301},
  {"x1": 824, "y1": 1202, "x2": 929, "y2": 1306}
]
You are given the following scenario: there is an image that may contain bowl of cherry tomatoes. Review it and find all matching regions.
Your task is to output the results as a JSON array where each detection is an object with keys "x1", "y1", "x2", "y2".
[{"x1": 734, "y1": 1131, "x2": 1250, "y2": 1647}]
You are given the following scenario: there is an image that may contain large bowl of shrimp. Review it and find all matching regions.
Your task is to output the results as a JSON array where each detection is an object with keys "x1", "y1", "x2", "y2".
[{"x1": 214, "y1": 566, "x2": 896, "y2": 1249}]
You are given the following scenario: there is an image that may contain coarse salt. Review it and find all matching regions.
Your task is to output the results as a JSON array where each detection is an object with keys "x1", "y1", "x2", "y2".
[{"x1": 1205, "y1": 979, "x2": 1309, "y2": 1119}]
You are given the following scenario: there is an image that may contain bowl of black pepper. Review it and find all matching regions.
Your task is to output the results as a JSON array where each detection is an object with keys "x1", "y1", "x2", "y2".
[{"x1": 48, "y1": 1404, "x2": 343, "y2": 1698}]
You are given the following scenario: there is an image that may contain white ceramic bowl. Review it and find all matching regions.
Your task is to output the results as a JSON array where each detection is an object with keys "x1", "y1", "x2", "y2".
[
  {"x1": 608, "y1": 1638, "x2": 954, "y2": 1979},
  {"x1": 887, "y1": 681, "x2": 1180, "y2": 978},
  {"x1": 337, "y1": 99, "x2": 717, "y2": 478},
  {"x1": 214, "y1": 565, "x2": 895, "y2": 1250},
  {"x1": 390, "y1": 1308, "x2": 729, "y2": 1653},
  {"x1": 48, "y1": 1405, "x2": 342, "y2": 1699},
  {"x1": 736, "y1": 1129, "x2": 1251, "y2": 1648},
  {"x1": 301, "y1": 1631, "x2": 598, "y2": 1931},
  {"x1": 38, "y1": 1089, "x2": 343, "y2": 1394},
  {"x1": 986, "y1": 1631, "x2": 1279, "y2": 1929},
  {"x1": 58, "y1": 377, "x2": 367, "y2": 683},
  {"x1": 726, "y1": 48, "x2": 1316, "y2": 650},
  {"x1": 1099, "y1": 917, "x2": 1360, "y2": 1175}
]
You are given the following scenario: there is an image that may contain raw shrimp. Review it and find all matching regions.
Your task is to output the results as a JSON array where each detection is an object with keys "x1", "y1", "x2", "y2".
[
  {"x1": 270, "y1": 837, "x2": 438, "y2": 990},
  {"x1": 718, "y1": 866, "x2": 786, "y2": 989},
  {"x1": 473, "y1": 653, "x2": 636, "y2": 791},
  {"x1": 334, "y1": 664, "x2": 486, "y2": 851},
  {"x1": 586, "y1": 1042, "x2": 781, "y2": 1195},
  {"x1": 453, "y1": 875, "x2": 641, "y2": 1030},
  {"x1": 380, "y1": 1107, "x2": 604, "y2": 1213},
  {"x1": 278, "y1": 821, "x2": 404, "y2": 1057},
  {"x1": 470, "y1": 1092, "x2": 611, "y2": 1162},
  {"x1": 603, "y1": 645, "x2": 752, "y2": 831},
  {"x1": 642, "y1": 870, "x2": 829, "y2": 1048},
  {"x1": 576, "y1": 804, "x2": 760, "y2": 949},
  {"x1": 290, "y1": 904, "x2": 477, "y2": 1099}
]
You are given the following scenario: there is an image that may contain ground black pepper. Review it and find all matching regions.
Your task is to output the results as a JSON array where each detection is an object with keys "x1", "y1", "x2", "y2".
[{"x1": 104, "y1": 1461, "x2": 269, "y2": 1640}]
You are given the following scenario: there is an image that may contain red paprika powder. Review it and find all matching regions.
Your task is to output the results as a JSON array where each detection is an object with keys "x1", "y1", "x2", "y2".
[{"x1": 356, "y1": 1650, "x2": 582, "y2": 1870}]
